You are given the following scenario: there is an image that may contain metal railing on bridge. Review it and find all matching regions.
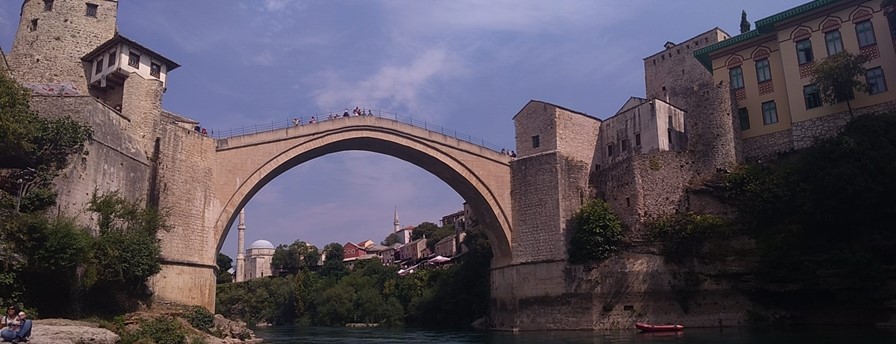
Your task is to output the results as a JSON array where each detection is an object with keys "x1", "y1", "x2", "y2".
[{"x1": 208, "y1": 110, "x2": 505, "y2": 152}]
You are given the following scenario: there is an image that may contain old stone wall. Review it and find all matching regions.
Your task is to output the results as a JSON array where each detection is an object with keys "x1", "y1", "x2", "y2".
[
  {"x1": 490, "y1": 252, "x2": 752, "y2": 330},
  {"x1": 792, "y1": 100, "x2": 896, "y2": 150},
  {"x1": 592, "y1": 157, "x2": 640, "y2": 234},
  {"x1": 555, "y1": 107, "x2": 600, "y2": 168},
  {"x1": 633, "y1": 151, "x2": 694, "y2": 236},
  {"x1": 28, "y1": 96, "x2": 150, "y2": 227},
  {"x1": 514, "y1": 101, "x2": 559, "y2": 157},
  {"x1": 150, "y1": 119, "x2": 219, "y2": 309},
  {"x1": 558, "y1": 156, "x2": 591, "y2": 252},
  {"x1": 510, "y1": 153, "x2": 562, "y2": 263},
  {"x1": 10, "y1": 0, "x2": 117, "y2": 91},
  {"x1": 121, "y1": 74, "x2": 164, "y2": 155},
  {"x1": 680, "y1": 81, "x2": 739, "y2": 173},
  {"x1": 644, "y1": 28, "x2": 730, "y2": 102},
  {"x1": 742, "y1": 129, "x2": 794, "y2": 161}
]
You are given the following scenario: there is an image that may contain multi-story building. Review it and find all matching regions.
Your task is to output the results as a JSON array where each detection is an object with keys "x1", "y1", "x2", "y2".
[{"x1": 695, "y1": 0, "x2": 896, "y2": 159}]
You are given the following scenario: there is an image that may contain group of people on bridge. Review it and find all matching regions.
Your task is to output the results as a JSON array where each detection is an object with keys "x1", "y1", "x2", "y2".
[
  {"x1": 500, "y1": 149, "x2": 517, "y2": 158},
  {"x1": 291, "y1": 107, "x2": 375, "y2": 127}
]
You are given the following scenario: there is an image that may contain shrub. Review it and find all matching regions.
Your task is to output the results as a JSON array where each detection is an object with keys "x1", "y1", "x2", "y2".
[
  {"x1": 183, "y1": 306, "x2": 215, "y2": 333},
  {"x1": 647, "y1": 212, "x2": 729, "y2": 263},
  {"x1": 568, "y1": 199, "x2": 623, "y2": 263},
  {"x1": 121, "y1": 316, "x2": 187, "y2": 344}
]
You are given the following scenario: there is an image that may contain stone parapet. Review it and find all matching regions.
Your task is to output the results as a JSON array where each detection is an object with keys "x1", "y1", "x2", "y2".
[
  {"x1": 742, "y1": 129, "x2": 794, "y2": 161},
  {"x1": 792, "y1": 100, "x2": 896, "y2": 150}
]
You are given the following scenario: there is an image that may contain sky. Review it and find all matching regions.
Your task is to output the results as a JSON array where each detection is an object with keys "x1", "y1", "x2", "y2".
[{"x1": 0, "y1": 0, "x2": 808, "y2": 259}]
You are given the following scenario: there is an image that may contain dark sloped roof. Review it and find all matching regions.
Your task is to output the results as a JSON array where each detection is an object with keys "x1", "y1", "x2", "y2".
[
  {"x1": 512, "y1": 99, "x2": 601, "y2": 121},
  {"x1": 82, "y1": 34, "x2": 180, "y2": 70}
]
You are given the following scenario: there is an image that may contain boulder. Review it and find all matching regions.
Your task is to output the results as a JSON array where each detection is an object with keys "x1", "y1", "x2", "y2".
[{"x1": 30, "y1": 319, "x2": 119, "y2": 344}]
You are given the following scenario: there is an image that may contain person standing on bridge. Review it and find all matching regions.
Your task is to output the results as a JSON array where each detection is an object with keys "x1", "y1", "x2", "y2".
[
  {"x1": 343, "y1": 109, "x2": 350, "y2": 117},
  {"x1": 309, "y1": 116, "x2": 317, "y2": 124}
]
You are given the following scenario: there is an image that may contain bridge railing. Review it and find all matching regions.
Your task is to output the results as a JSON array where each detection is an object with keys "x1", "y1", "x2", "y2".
[{"x1": 209, "y1": 110, "x2": 506, "y2": 152}]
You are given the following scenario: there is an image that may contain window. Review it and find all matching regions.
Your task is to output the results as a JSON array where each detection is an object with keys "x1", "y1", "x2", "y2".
[
  {"x1": 738, "y1": 107, "x2": 750, "y2": 130},
  {"x1": 150, "y1": 62, "x2": 161, "y2": 78},
  {"x1": 855, "y1": 20, "x2": 877, "y2": 48},
  {"x1": 531, "y1": 135, "x2": 540, "y2": 149},
  {"x1": 86, "y1": 3, "x2": 98, "y2": 17},
  {"x1": 95, "y1": 58, "x2": 103, "y2": 75},
  {"x1": 29, "y1": 19, "x2": 37, "y2": 32},
  {"x1": 44, "y1": 0, "x2": 53, "y2": 11},
  {"x1": 866, "y1": 67, "x2": 887, "y2": 94},
  {"x1": 621, "y1": 138, "x2": 629, "y2": 152},
  {"x1": 635, "y1": 133, "x2": 641, "y2": 146},
  {"x1": 825, "y1": 30, "x2": 843, "y2": 55},
  {"x1": 128, "y1": 52, "x2": 140, "y2": 68},
  {"x1": 729, "y1": 66, "x2": 744, "y2": 89},
  {"x1": 607, "y1": 144, "x2": 614, "y2": 158},
  {"x1": 796, "y1": 39, "x2": 813, "y2": 64},
  {"x1": 107, "y1": 50, "x2": 116, "y2": 67},
  {"x1": 762, "y1": 101, "x2": 778, "y2": 125},
  {"x1": 803, "y1": 84, "x2": 822, "y2": 109},
  {"x1": 755, "y1": 58, "x2": 771, "y2": 83}
]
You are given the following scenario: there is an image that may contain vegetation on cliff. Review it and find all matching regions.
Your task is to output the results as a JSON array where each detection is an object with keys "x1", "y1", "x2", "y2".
[
  {"x1": 216, "y1": 225, "x2": 492, "y2": 329},
  {"x1": 568, "y1": 199, "x2": 623, "y2": 263},
  {"x1": 726, "y1": 111, "x2": 896, "y2": 303},
  {"x1": 0, "y1": 72, "x2": 164, "y2": 317}
]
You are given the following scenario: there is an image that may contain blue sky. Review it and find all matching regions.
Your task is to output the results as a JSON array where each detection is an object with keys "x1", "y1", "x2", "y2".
[{"x1": 0, "y1": 0, "x2": 806, "y2": 259}]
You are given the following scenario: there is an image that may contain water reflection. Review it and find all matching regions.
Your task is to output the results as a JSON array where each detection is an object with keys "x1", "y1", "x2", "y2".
[{"x1": 253, "y1": 325, "x2": 896, "y2": 344}]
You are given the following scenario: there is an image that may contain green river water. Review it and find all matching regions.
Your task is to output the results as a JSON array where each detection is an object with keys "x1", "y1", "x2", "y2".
[{"x1": 253, "y1": 325, "x2": 896, "y2": 343}]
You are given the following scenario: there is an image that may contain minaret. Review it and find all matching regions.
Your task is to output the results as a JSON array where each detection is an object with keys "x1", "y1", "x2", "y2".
[
  {"x1": 235, "y1": 209, "x2": 246, "y2": 282},
  {"x1": 394, "y1": 207, "x2": 409, "y2": 244},
  {"x1": 393, "y1": 206, "x2": 400, "y2": 233}
]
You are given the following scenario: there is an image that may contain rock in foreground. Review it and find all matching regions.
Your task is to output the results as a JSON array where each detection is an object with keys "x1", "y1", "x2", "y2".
[{"x1": 31, "y1": 319, "x2": 119, "y2": 344}]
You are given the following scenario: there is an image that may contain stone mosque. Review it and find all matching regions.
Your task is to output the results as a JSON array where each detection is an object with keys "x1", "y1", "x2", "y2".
[{"x1": 233, "y1": 209, "x2": 274, "y2": 282}]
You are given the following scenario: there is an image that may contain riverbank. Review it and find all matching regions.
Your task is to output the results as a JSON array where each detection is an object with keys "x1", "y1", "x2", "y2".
[{"x1": 26, "y1": 307, "x2": 261, "y2": 344}]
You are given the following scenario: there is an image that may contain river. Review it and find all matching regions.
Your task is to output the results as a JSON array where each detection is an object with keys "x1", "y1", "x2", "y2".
[{"x1": 253, "y1": 325, "x2": 896, "y2": 343}]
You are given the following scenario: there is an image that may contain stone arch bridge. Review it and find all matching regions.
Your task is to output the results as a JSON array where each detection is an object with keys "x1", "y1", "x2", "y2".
[{"x1": 151, "y1": 115, "x2": 512, "y2": 308}]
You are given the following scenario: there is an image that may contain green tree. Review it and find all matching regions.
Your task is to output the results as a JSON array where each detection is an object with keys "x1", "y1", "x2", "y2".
[
  {"x1": 811, "y1": 51, "x2": 870, "y2": 118},
  {"x1": 216, "y1": 253, "x2": 233, "y2": 284},
  {"x1": 85, "y1": 192, "x2": 165, "y2": 312},
  {"x1": 319, "y1": 242, "x2": 347, "y2": 279},
  {"x1": 381, "y1": 232, "x2": 400, "y2": 246},
  {"x1": 272, "y1": 240, "x2": 320, "y2": 275},
  {"x1": 0, "y1": 72, "x2": 91, "y2": 213},
  {"x1": 567, "y1": 199, "x2": 623, "y2": 263},
  {"x1": 726, "y1": 112, "x2": 896, "y2": 299},
  {"x1": 411, "y1": 222, "x2": 439, "y2": 241}
]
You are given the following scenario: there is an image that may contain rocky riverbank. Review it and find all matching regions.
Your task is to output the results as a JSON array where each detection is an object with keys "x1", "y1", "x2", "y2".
[
  {"x1": 28, "y1": 311, "x2": 260, "y2": 344},
  {"x1": 31, "y1": 319, "x2": 119, "y2": 344}
]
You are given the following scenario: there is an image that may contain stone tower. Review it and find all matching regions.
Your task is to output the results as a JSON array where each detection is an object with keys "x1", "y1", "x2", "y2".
[
  {"x1": 235, "y1": 209, "x2": 246, "y2": 282},
  {"x1": 9, "y1": 0, "x2": 119, "y2": 91},
  {"x1": 510, "y1": 100, "x2": 600, "y2": 263},
  {"x1": 643, "y1": 28, "x2": 740, "y2": 171}
]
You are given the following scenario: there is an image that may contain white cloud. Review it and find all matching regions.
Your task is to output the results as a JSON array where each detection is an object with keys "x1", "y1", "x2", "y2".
[
  {"x1": 309, "y1": 48, "x2": 464, "y2": 120},
  {"x1": 263, "y1": 0, "x2": 292, "y2": 12},
  {"x1": 383, "y1": 0, "x2": 642, "y2": 36}
]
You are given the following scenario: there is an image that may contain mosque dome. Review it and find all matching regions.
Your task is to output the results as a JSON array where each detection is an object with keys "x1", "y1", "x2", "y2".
[{"x1": 249, "y1": 240, "x2": 275, "y2": 249}]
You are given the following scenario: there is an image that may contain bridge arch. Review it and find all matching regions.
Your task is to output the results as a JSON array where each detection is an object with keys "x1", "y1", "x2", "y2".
[{"x1": 210, "y1": 116, "x2": 513, "y2": 266}]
